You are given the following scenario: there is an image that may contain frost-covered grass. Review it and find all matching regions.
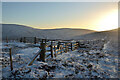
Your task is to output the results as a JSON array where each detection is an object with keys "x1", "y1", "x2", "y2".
[{"x1": 1, "y1": 39, "x2": 118, "y2": 78}]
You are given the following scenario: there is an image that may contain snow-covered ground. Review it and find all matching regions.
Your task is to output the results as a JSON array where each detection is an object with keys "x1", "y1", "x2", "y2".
[{"x1": 1, "y1": 39, "x2": 118, "y2": 78}]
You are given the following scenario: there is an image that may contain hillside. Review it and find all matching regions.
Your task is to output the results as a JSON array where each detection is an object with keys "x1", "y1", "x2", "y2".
[
  {"x1": 73, "y1": 28, "x2": 118, "y2": 40},
  {"x1": 2, "y1": 24, "x2": 95, "y2": 40}
]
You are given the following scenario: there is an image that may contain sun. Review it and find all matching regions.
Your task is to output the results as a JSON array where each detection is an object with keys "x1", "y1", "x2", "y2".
[{"x1": 96, "y1": 10, "x2": 118, "y2": 31}]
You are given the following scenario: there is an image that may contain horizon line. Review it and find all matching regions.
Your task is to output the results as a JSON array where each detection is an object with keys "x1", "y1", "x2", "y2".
[{"x1": 1, "y1": 23, "x2": 119, "y2": 32}]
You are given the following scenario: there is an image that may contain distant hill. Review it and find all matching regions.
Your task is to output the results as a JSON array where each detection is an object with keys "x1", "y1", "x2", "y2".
[
  {"x1": 73, "y1": 28, "x2": 119, "y2": 40},
  {"x1": 2, "y1": 24, "x2": 95, "y2": 40}
]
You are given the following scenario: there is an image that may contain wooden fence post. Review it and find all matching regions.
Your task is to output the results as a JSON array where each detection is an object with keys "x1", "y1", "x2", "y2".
[
  {"x1": 9, "y1": 48, "x2": 13, "y2": 71},
  {"x1": 41, "y1": 39, "x2": 43, "y2": 43},
  {"x1": 6, "y1": 36, "x2": 8, "y2": 43},
  {"x1": 34, "y1": 37, "x2": 37, "y2": 44},
  {"x1": 71, "y1": 42, "x2": 73, "y2": 51},
  {"x1": 65, "y1": 42, "x2": 68, "y2": 53},
  {"x1": 67, "y1": 43, "x2": 69, "y2": 52},
  {"x1": 57, "y1": 41, "x2": 60, "y2": 49},
  {"x1": 39, "y1": 40, "x2": 46, "y2": 62},
  {"x1": 60, "y1": 45, "x2": 62, "y2": 54},
  {"x1": 23, "y1": 37, "x2": 26, "y2": 43},
  {"x1": 45, "y1": 39, "x2": 47, "y2": 43},
  {"x1": 54, "y1": 45, "x2": 57, "y2": 57},
  {"x1": 20, "y1": 37, "x2": 22, "y2": 42},
  {"x1": 76, "y1": 41, "x2": 79, "y2": 49},
  {"x1": 51, "y1": 41, "x2": 54, "y2": 58}
]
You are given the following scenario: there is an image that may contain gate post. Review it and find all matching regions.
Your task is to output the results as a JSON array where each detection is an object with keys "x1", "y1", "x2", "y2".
[
  {"x1": 71, "y1": 42, "x2": 73, "y2": 51},
  {"x1": 57, "y1": 41, "x2": 60, "y2": 49},
  {"x1": 76, "y1": 41, "x2": 79, "y2": 49},
  {"x1": 23, "y1": 37, "x2": 26, "y2": 43},
  {"x1": 39, "y1": 39, "x2": 46, "y2": 62},
  {"x1": 54, "y1": 45, "x2": 57, "y2": 57},
  {"x1": 9, "y1": 48, "x2": 13, "y2": 71},
  {"x1": 34, "y1": 37, "x2": 37, "y2": 44},
  {"x1": 65, "y1": 42, "x2": 68, "y2": 53},
  {"x1": 51, "y1": 41, "x2": 54, "y2": 58},
  {"x1": 6, "y1": 36, "x2": 8, "y2": 43}
]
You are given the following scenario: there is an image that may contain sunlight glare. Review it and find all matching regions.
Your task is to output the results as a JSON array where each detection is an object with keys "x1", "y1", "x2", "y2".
[{"x1": 96, "y1": 10, "x2": 118, "y2": 31}]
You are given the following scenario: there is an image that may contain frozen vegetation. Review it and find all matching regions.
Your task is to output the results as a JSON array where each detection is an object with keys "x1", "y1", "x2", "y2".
[{"x1": 1, "y1": 39, "x2": 118, "y2": 79}]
